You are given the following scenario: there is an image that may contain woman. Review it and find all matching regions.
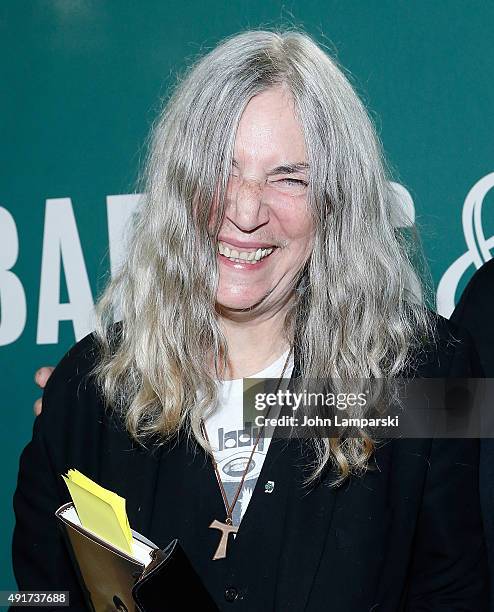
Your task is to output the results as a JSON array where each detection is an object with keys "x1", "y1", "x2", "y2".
[{"x1": 12, "y1": 30, "x2": 488, "y2": 610}]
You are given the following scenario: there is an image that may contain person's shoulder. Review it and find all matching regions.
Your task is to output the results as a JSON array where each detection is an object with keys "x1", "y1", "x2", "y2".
[
  {"x1": 41, "y1": 323, "x2": 123, "y2": 429},
  {"x1": 48, "y1": 332, "x2": 100, "y2": 386},
  {"x1": 45, "y1": 322, "x2": 122, "y2": 392},
  {"x1": 430, "y1": 310, "x2": 469, "y2": 345},
  {"x1": 462, "y1": 258, "x2": 494, "y2": 295},
  {"x1": 30, "y1": 324, "x2": 130, "y2": 494},
  {"x1": 408, "y1": 310, "x2": 480, "y2": 377},
  {"x1": 451, "y1": 259, "x2": 493, "y2": 327}
]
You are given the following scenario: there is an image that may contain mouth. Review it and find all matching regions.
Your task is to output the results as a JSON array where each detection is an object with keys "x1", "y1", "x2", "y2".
[{"x1": 217, "y1": 241, "x2": 277, "y2": 265}]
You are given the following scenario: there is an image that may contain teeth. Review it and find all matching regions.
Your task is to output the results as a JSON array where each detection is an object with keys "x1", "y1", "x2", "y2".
[{"x1": 217, "y1": 242, "x2": 274, "y2": 264}]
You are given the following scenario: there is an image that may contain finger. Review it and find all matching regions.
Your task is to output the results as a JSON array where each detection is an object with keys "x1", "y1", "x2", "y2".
[
  {"x1": 34, "y1": 366, "x2": 55, "y2": 389},
  {"x1": 33, "y1": 398, "x2": 43, "y2": 417}
]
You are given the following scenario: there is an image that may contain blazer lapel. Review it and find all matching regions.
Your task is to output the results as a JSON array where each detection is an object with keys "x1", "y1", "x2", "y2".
[
  {"x1": 221, "y1": 351, "x2": 341, "y2": 611},
  {"x1": 275, "y1": 443, "x2": 340, "y2": 611},
  {"x1": 274, "y1": 348, "x2": 339, "y2": 610}
]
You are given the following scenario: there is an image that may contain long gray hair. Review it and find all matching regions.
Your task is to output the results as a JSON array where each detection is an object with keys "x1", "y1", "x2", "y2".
[{"x1": 94, "y1": 29, "x2": 435, "y2": 484}]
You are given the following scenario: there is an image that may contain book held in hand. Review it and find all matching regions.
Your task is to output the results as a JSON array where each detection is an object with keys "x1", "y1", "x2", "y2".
[{"x1": 56, "y1": 469, "x2": 219, "y2": 612}]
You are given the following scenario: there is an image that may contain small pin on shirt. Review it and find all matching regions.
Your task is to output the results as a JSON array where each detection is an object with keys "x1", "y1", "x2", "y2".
[{"x1": 264, "y1": 481, "x2": 275, "y2": 493}]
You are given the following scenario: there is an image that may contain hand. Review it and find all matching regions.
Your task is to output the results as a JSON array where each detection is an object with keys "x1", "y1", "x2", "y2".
[{"x1": 33, "y1": 367, "x2": 55, "y2": 416}]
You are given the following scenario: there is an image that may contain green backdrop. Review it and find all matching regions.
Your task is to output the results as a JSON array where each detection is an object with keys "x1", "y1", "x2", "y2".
[{"x1": 1, "y1": 0, "x2": 493, "y2": 588}]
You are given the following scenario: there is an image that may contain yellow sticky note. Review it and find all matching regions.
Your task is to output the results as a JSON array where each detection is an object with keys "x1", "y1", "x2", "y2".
[{"x1": 62, "y1": 469, "x2": 133, "y2": 554}]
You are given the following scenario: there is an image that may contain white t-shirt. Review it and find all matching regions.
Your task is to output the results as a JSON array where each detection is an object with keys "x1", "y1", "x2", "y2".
[{"x1": 204, "y1": 349, "x2": 294, "y2": 527}]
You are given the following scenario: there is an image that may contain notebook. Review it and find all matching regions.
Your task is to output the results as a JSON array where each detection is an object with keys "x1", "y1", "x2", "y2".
[
  {"x1": 55, "y1": 470, "x2": 219, "y2": 611},
  {"x1": 56, "y1": 501, "x2": 158, "y2": 611}
]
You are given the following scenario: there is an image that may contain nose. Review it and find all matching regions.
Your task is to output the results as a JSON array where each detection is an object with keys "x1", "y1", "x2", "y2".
[{"x1": 225, "y1": 176, "x2": 269, "y2": 232}]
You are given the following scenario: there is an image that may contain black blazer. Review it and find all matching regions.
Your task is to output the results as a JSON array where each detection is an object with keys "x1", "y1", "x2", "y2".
[
  {"x1": 11, "y1": 315, "x2": 489, "y2": 611},
  {"x1": 451, "y1": 258, "x2": 494, "y2": 376},
  {"x1": 451, "y1": 258, "x2": 494, "y2": 610}
]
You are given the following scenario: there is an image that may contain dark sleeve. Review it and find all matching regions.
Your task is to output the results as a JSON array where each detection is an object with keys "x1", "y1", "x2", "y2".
[
  {"x1": 11, "y1": 414, "x2": 87, "y2": 609},
  {"x1": 450, "y1": 259, "x2": 494, "y2": 377},
  {"x1": 11, "y1": 337, "x2": 99, "y2": 610},
  {"x1": 405, "y1": 438, "x2": 489, "y2": 610},
  {"x1": 405, "y1": 323, "x2": 490, "y2": 610},
  {"x1": 450, "y1": 260, "x2": 494, "y2": 611}
]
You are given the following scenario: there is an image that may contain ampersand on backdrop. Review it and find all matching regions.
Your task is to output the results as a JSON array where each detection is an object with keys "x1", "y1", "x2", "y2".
[{"x1": 437, "y1": 173, "x2": 494, "y2": 317}]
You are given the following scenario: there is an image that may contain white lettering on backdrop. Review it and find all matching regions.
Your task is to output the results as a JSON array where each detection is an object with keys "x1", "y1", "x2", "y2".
[
  {"x1": 437, "y1": 173, "x2": 494, "y2": 317},
  {"x1": 36, "y1": 198, "x2": 96, "y2": 344},
  {"x1": 0, "y1": 207, "x2": 27, "y2": 345},
  {"x1": 0, "y1": 195, "x2": 140, "y2": 346}
]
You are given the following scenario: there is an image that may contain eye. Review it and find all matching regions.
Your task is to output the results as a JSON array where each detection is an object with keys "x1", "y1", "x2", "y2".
[
  {"x1": 278, "y1": 178, "x2": 308, "y2": 187},
  {"x1": 273, "y1": 178, "x2": 309, "y2": 194},
  {"x1": 269, "y1": 177, "x2": 308, "y2": 197}
]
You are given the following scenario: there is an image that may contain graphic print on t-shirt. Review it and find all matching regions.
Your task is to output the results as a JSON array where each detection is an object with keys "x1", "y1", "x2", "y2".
[
  {"x1": 204, "y1": 349, "x2": 294, "y2": 527},
  {"x1": 214, "y1": 423, "x2": 267, "y2": 525}
]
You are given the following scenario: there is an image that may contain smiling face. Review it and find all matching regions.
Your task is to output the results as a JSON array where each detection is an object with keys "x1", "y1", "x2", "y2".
[{"x1": 214, "y1": 86, "x2": 314, "y2": 315}]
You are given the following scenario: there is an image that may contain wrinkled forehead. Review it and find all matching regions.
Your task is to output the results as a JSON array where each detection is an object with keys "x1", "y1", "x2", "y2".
[{"x1": 232, "y1": 87, "x2": 307, "y2": 170}]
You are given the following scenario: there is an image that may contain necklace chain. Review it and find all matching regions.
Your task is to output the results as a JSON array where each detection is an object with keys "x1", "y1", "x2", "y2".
[{"x1": 202, "y1": 347, "x2": 293, "y2": 526}]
